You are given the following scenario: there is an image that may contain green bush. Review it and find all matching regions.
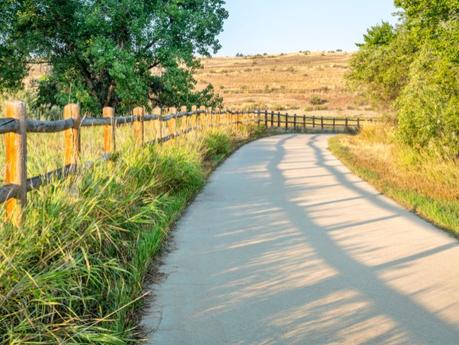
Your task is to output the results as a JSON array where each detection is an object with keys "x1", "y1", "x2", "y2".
[
  {"x1": 397, "y1": 22, "x2": 459, "y2": 156},
  {"x1": 203, "y1": 130, "x2": 232, "y2": 160},
  {"x1": 347, "y1": 2, "x2": 459, "y2": 156},
  {"x1": 310, "y1": 95, "x2": 328, "y2": 106}
]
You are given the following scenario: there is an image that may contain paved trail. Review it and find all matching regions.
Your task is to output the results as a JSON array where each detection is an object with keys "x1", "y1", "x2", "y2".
[{"x1": 142, "y1": 134, "x2": 459, "y2": 345}]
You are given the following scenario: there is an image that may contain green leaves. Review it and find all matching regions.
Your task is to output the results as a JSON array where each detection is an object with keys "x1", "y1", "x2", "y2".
[
  {"x1": 0, "y1": 0, "x2": 228, "y2": 115},
  {"x1": 360, "y1": 22, "x2": 396, "y2": 47},
  {"x1": 348, "y1": 0, "x2": 459, "y2": 156}
]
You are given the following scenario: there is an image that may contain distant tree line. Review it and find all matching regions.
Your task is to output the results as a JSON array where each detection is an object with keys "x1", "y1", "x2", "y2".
[
  {"x1": 348, "y1": 0, "x2": 458, "y2": 156},
  {"x1": 0, "y1": 0, "x2": 228, "y2": 115}
]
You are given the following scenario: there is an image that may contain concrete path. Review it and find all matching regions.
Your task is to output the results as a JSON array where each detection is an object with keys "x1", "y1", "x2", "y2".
[{"x1": 142, "y1": 134, "x2": 459, "y2": 345}]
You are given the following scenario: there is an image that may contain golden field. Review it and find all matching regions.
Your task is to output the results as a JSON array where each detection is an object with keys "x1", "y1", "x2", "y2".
[
  {"x1": 196, "y1": 51, "x2": 377, "y2": 117},
  {"x1": 8, "y1": 51, "x2": 375, "y2": 118}
]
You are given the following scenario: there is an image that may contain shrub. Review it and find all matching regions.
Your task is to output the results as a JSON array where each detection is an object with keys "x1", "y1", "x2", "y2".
[
  {"x1": 310, "y1": 95, "x2": 328, "y2": 105},
  {"x1": 203, "y1": 130, "x2": 232, "y2": 160},
  {"x1": 397, "y1": 24, "x2": 459, "y2": 156},
  {"x1": 347, "y1": 3, "x2": 459, "y2": 156}
]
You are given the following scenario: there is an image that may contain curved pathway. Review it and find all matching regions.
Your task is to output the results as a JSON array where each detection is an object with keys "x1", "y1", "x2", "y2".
[{"x1": 142, "y1": 134, "x2": 459, "y2": 345}]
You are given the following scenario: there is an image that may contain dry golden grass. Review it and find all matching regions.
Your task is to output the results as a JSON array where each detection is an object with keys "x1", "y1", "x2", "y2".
[
  {"x1": 0, "y1": 125, "x2": 139, "y2": 184},
  {"x1": 196, "y1": 51, "x2": 377, "y2": 117},
  {"x1": 329, "y1": 125, "x2": 459, "y2": 234}
]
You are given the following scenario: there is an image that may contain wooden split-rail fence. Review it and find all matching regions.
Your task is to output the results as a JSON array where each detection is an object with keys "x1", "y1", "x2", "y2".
[{"x1": 0, "y1": 101, "x2": 373, "y2": 226}]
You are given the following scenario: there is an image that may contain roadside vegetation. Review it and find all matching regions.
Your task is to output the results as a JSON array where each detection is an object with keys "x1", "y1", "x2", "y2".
[
  {"x1": 347, "y1": 0, "x2": 458, "y2": 156},
  {"x1": 0, "y1": 124, "x2": 265, "y2": 344},
  {"x1": 331, "y1": 0, "x2": 458, "y2": 234},
  {"x1": 330, "y1": 125, "x2": 459, "y2": 235}
]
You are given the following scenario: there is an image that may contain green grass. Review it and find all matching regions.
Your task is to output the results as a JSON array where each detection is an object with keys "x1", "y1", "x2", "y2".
[
  {"x1": 329, "y1": 127, "x2": 459, "y2": 236},
  {"x1": 0, "y1": 124, "x2": 265, "y2": 344}
]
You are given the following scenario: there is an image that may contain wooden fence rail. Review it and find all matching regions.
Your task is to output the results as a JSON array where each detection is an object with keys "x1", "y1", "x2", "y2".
[{"x1": 0, "y1": 101, "x2": 377, "y2": 226}]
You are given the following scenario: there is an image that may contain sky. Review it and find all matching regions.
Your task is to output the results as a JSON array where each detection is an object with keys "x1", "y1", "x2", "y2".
[{"x1": 216, "y1": 0, "x2": 399, "y2": 56}]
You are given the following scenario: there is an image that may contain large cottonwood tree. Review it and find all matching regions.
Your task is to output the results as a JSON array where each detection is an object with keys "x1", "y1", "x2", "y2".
[{"x1": 0, "y1": 0, "x2": 228, "y2": 113}]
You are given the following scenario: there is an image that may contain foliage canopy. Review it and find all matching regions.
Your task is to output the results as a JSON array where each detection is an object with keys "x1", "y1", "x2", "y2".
[
  {"x1": 348, "y1": 0, "x2": 459, "y2": 155},
  {"x1": 0, "y1": 0, "x2": 228, "y2": 114}
]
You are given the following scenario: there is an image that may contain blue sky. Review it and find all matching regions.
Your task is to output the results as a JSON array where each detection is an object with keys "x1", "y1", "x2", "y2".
[{"x1": 217, "y1": 0, "x2": 399, "y2": 56}]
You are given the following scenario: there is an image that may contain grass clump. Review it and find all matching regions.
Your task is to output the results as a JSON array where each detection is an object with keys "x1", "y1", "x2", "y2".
[
  {"x1": 329, "y1": 124, "x2": 459, "y2": 235},
  {"x1": 310, "y1": 95, "x2": 327, "y2": 106},
  {"x1": 203, "y1": 129, "x2": 232, "y2": 161},
  {"x1": 0, "y1": 124, "x2": 265, "y2": 344}
]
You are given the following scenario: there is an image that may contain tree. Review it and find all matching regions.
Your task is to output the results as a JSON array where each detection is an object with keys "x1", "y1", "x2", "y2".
[
  {"x1": 348, "y1": 22, "x2": 416, "y2": 106},
  {"x1": 0, "y1": 0, "x2": 228, "y2": 114},
  {"x1": 347, "y1": 0, "x2": 459, "y2": 155}
]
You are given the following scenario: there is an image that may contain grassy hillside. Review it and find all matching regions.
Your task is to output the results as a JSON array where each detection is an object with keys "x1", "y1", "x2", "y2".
[{"x1": 195, "y1": 51, "x2": 377, "y2": 117}]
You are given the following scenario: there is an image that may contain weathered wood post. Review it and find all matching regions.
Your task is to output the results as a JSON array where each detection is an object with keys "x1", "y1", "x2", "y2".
[
  {"x1": 345, "y1": 117, "x2": 349, "y2": 130},
  {"x1": 64, "y1": 103, "x2": 81, "y2": 170},
  {"x1": 294, "y1": 114, "x2": 297, "y2": 129},
  {"x1": 4, "y1": 101, "x2": 27, "y2": 226},
  {"x1": 133, "y1": 106, "x2": 145, "y2": 146},
  {"x1": 171, "y1": 107, "x2": 178, "y2": 136},
  {"x1": 333, "y1": 117, "x2": 336, "y2": 132},
  {"x1": 191, "y1": 105, "x2": 197, "y2": 131},
  {"x1": 357, "y1": 118, "x2": 361, "y2": 129},
  {"x1": 208, "y1": 107, "x2": 213, "y2": 128},
  {"x1": 285, "y1": 113, "x2": 288, "y2": 130},
  {"x1": 103, "y1": 107, "x2": 116, "y2": 156},
  {"x1": 153, "y1": 107, "x2": 162, "y2": 141},
  {"x1": 181, "y1": 106, "x2": 187, "y2": 133},
  {"x1": 277, "y1": 112, "x2": 281, "y2": 128},
  {"x1": 264, "y1": 110, "x2": 268, "y2": 127},
  {"x1": 303, "y1": 115, "x2": 306, "y2": 130},
  {"x1": 206, "y1": 107, "x2": 211, "y2": 128},
  {"x1": 199, "y1": 106, "x2": 206, "y2": 128},
  {"x1": 312, "y1": 115, "x2": 316, "y2": 128},
  {"x1": 321, "y1": 116, "x2": 324, "y2": 130}
]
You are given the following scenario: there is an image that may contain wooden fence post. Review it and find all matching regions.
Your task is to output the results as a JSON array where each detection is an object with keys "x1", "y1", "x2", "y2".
[
  {"x1": 294, "y1": 114, "x2": 297, "y2": 129},
  {"x1": 171, "y1": 107, "x2": 178, "y2": 136},
  {"x1": 264, "y1": 110, "x2": 268, "y2": 127},
  {"x1": 199, "y1": 106, "x2": 206, "y2": 128},
  {"x1": 321, "y1": 116, "x2": 324, "y2": 130},
  {"x1": 153, "y1": 107, "x2": 162, "y2": 141},
  {"x1": 277, "y1": 112, "x2": 281, "y2": 128},
  {"x1": 191, "y1": 105, "x2": 197, "y2": 130},
  {"x1": 64, "y1": 103, "x2": 81, "y2": 169},
  {"x1": 312, "y1": 116, "x2": 315, "y2": 128},
  {"x1": 303, "y1": 115, "x2": 306, "y2": 130},
  {"x1": 333, "y1": 117, "x2": 336, "y2": 132},
  {"x1": 180, "y1": 106, "x2": 187, "y2": 133},
  {"x1": 285, "y1": 113, "x2": 288, "y2": 130},
  {"x1": 103, "y1": 107, "x2": 116, "y2": 156},
  {"x1": 133, "y1": 106, "x2": 145, "y2": 146},
  {"x1": 4, "y1": 101, "x2": 27, "y2": 226}
]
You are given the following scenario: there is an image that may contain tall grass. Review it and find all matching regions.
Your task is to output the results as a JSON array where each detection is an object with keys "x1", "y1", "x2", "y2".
[
  {"x1": 0, "y1": 124, "x2": 264, "y2": 344},
  {"x1": 329, "y1": 124, "x2": 459, "y2": 235}
]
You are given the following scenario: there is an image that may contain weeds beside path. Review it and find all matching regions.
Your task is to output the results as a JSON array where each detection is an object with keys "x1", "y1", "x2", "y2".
[
  {"x1": 0, "y1": 124, "x2": 265, "y2": 344},
  {"x1": 329, "y1": 125, "x2": 459, "y2": 236}
]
